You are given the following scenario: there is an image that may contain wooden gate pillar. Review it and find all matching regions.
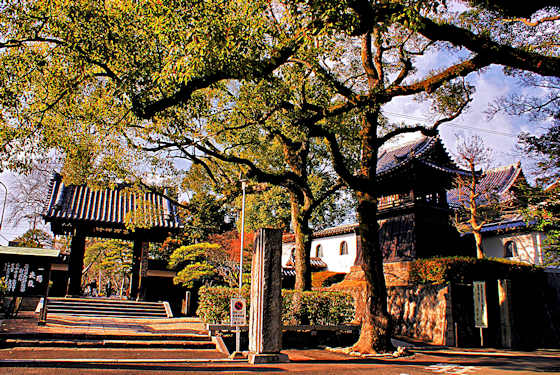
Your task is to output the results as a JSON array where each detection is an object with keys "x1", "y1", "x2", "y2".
[
  {"x1": 67, "y1": 231, "x2": 86, "y2": 296},
  {"x1": 130, "y1": 239, "x2": 147, "y2": 300}
]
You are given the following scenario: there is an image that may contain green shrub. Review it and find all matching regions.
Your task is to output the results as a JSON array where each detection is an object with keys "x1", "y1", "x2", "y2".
[
  {"x1": 409, "y1": 256, "x2": 542, "y2": 285},
  {"x1": 0, "y1": 277, "x2": 6, "y2": 297},
  {"x1": 196, "y1": 285, "x2": 250, "y2": 324},
  {"x1": 197, "y1": 286, "x2": 354, "y2": 325}
]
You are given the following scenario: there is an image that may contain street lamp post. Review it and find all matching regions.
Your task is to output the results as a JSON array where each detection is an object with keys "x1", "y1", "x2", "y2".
[
  {"x1": 238, "y1": 179, "x2": 247, "y2": 294},
  {"x1": 234, "y1": 179, "x2": 247, "y2": 357}
]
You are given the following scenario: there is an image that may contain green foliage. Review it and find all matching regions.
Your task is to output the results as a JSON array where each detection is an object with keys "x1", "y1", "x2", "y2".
[
  {"x1": 240, "y1": 186, "x2": 291, "y2": 232},
  {"x1": 196, "y1": 285, "x2": 251, "y2": 324},
  {"x1": 409, "y1": 256, "x2": 542, "y2": 285},
  {"x1": 83, "y1": 239, "x2": 132, "y2": 296},
  {"x1": 169, "y1": 242, "x2": 227, "y2": 288},
  {"x1": 196, "y1": 285, "x2": 354, "y2": 325},
  {"x1": 0, "y1": 277, "x2": 7, "y2": 297},
  {"x1": 11, "y1": 229, "x2": 53, "y2": 248},
  {"x1": 519, "y1": 125, "x2": 560, "y2": 266},
  {"x1": 282, "y1": 290, "x2": 354, "y2": 325},
  {"x1": 180, "y1": 192, "x2": 234, "y2": 244}
]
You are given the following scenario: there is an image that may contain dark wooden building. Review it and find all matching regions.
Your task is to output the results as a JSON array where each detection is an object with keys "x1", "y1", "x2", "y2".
[
  {"x1": 282, "y1": 135, "x2": 467, "y2": 270},
  {"x1": 43, "y1": 173, "x2": 182, "y2": 299},
  {"x1": 373, "y1": 135, "x2": 464, "y2": 262}
]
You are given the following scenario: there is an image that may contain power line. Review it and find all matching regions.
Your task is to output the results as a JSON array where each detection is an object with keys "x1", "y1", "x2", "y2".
[{"x1": 383, "y1": 111, "x2": 518, "y2": 138}]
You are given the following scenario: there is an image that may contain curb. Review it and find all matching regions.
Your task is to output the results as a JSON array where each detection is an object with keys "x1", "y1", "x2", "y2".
[
  {"x1": 412, "y1": 349, "x2": 560, "y2": 358},
  {"x1": 0, "y1": 358, "x2": 247, "y2": 364}
]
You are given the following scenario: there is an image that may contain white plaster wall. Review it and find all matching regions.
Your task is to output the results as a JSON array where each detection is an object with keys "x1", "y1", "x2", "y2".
[
  {"x1": 282, "y1": 232, "x2": 358, "y2": 273},
  {"x1": 282, "y1": 243, "x2": 295, "y2": 267},
  {"x1": 482, "y1": 231, "x2": 546, "y2": 265},
  {"x1": 312, "y1": 233, "x2": 357, "y2": 273}
]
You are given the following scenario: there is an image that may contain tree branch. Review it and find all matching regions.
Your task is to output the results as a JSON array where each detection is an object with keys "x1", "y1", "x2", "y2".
[
  {"x1": 378, "y1": 93, "x2": 472, "y2": 146},
  {"x1": 503, "y1": 15, "x2": 560, "y2": 27},
  {"x1": 131, "y1": 37, "x2": 303, "y2": 119},
  {"x1": 415, "y1": 15, "x2": 560, "y2": 78}
]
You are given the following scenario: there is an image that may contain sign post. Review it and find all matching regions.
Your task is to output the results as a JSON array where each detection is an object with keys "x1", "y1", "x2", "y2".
[
  {"x1": 230, "y1": 297, "x2": 246, "y2": 357},
  {"x1": 473, "y1": 281, "x2": 488, "y2": 347}
]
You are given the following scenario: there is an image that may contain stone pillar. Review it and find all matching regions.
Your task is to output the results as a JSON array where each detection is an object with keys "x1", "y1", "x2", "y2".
[
  {"x1": 498, "y1": 279, "x2": 514, "y2": 348},
  {"x1": 130, "y1": 239, "x2": 144, "y2": 300},
  {"x1": 248, "y1": 228, "x2": 289, "y2": 364},
  {"x1": 67, "y1": 231, "x2": 86, "y2": 296}
]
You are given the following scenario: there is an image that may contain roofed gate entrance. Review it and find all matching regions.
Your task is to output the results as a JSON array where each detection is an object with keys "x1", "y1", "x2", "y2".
[{"x1": 43, "y1": 173, "x2": 182, "y2": 299}]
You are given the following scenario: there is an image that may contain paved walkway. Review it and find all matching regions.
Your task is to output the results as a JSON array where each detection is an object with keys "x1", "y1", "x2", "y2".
[
  {"x1": 1, "y1": 312, "x2": 559, "y2": 374},
  {"x1": 1, "y1": 311, "x2": 207, "y2": 336}
]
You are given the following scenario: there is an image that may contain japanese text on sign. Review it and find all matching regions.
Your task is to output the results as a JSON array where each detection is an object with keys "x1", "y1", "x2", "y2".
[
  {"x1": 230, "y1": 297, "x2": 247, "y2": 326},
  {"x1": 473, "y1": 281, "x2": 488, "y2": 328},
  {"x1": 1, "y1": 262, "x2": 47, "y2": 296}
]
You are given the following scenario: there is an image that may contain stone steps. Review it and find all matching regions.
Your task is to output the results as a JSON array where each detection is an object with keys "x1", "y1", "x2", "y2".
[
  {"x1": 2, "y1": 338, "x2": 216, "y2": 349},
  {"x1": 43, "y1": 297, "x2": 171, "y2": 318}
]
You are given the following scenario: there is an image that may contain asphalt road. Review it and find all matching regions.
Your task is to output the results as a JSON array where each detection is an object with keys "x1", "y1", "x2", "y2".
[{"x1": 0, "y1": 347, "x2": 559, "y2": 374}]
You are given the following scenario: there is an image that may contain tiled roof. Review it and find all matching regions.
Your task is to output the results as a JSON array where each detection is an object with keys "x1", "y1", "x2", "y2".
[
  {"x1": 377, "y1": 135, "x2": 459, "y2": 178},
  {"x1": 312, "y1": 224, "x2": 359, "y2": 239},
  {"x1": 285, "y1": 257, "x2": 328, "y2": 270},
  {"x1": 282, "y1": 233, "x2": 295, "y2": 243},
  {"x1": 43, "y1": 173, "x2": 182, "y2": 231},
  {"x1": 377, "y1": 136, "x2": 435, "y2": 175},
  {"x1": 479, "y1": 218, "x2": 534, "y2": 234},
  {"x1": 447, "y1": 162, "x2": 523, "y2": 208},
  {"x1": 283, "y1": 224, "x2": 358, "y2": 244}
]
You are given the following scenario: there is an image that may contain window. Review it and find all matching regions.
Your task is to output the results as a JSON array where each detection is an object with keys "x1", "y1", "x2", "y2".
[
  {"x1": 290, "y1": 247, "x2": 295, "y2": 262},
  {"x1": 504, "y1": 241, "x2": 517, "y2": 258},
  {"x1": 316, "y1": 244, "x2": 323, "y2": 258},
  {"x1": 340, "y1": 241, "x2": 348, "y2": 255}
]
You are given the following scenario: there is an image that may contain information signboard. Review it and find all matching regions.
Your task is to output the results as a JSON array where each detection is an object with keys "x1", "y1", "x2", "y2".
[
  {"x1": 1, "y1": 261, "x2": 50, "y2": 296},
  {"x1": 473, "y1": 281, "x2": 488, "y2": 328},
  {"x1": 230, "y1": 297, "x2": 247, "y2": 326}
]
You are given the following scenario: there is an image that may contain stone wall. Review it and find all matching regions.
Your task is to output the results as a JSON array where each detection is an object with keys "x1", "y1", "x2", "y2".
[
  {"x1": 388, "y1": 284, "x2": 454, "y2": 345},
  {"x1": 384, "y1": 262, "x2": 412, "y2": 286},
  {"x1": 331, "y1": 262, "x2": 560, "y2": 348},
  {"x1": 330, "y1": 270, "x2": 454, "y2": 345},
  {"x1": 343, "y1": 262, "x2": 412, "y2": 286}
]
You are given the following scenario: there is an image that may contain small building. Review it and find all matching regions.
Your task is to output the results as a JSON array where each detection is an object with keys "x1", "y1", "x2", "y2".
[
  {"x1": 448, "y1": 162, "x2": 548, "y2": 265},
  {"x1": 42, "y1": 173, "x2": 183, "y2": 299},
  {"x1": 479, "y1": 217, "x2": 545, "y2": 264}
]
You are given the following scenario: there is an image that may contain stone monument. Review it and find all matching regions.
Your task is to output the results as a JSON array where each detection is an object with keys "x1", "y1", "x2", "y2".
[{"x1": 248, "y1": 228, "x2": 289, "y2": 364}]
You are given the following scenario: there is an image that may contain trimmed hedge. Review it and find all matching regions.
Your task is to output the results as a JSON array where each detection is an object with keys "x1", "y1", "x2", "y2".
[
  {"x1": 197, "y1": 286, "x2": 354, "y2": 325},
  {"x1": 409, "y1": 256, "x2": 542, "y2": 285}
]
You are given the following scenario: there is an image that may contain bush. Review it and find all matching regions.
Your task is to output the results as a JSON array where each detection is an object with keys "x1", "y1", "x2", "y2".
[
  {"x1": 0, "y1": 277, "x2": 6, "y2": 297},
  {"x1": 282, "y1": 290, "x2": 354, "y2": 325},
  {"x1": 196, "y1": 285, "x2": 250, "y2": 324},
  {"x1": 197, "y1": 286, "x2": 354, "y2": 325},
  {"x1": 409, "y1": 256, "x2": 542, "y2": 285}
]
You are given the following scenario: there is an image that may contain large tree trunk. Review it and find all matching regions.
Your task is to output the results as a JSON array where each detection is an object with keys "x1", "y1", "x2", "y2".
[
  {"x1": 351, "y1": 108, "x2": 394, "y2": 353},
  {"x1": 352, "y1": 195, "x2": 394, "y2": 353},
  {"x1": 468, "y1": 162, "x2": 485, "y2": 259},
  {"x1": 473, "y1": 230, "x2": 484, "y2": 259},
  {"x1": 290, "y1": 193, "x2": 312, "y2": 291}
]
